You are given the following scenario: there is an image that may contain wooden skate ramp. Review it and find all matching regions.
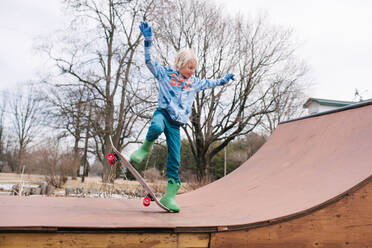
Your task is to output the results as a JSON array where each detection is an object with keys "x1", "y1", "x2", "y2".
[{"x1": 1, "y1": 100, "x2": 372, "y2": 247}]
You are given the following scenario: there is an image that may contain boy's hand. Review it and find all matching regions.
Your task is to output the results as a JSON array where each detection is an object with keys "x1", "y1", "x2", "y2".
[
  {"x1": 223, "y1": 73, "x2": 235, "y2": 84},
  {"x1": 139, "y1": 21, "x2": 152, "y2": 38}
]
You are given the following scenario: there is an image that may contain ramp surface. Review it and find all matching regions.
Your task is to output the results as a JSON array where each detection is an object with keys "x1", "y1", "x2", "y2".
[{"x1": 1, "y1": 101, "x2": 372, "y2": 232}]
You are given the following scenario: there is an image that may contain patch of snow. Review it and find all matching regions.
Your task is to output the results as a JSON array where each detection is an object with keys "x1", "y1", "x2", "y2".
[
  {"x1": 0, "y1": 183, "x2": 40, "y2": 191},
  {"x1": 0, "y1": 184, "x2": 15, "y2": 191}
]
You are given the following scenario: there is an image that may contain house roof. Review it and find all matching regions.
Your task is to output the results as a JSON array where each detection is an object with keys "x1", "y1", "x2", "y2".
[{"x1": 303, "y1": 98, "x2": 356, "y2": 108}]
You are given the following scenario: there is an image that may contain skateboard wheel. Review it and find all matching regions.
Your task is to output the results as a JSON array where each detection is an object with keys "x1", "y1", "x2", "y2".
[
  {"x1": 107, "y1": 153, "x2": 115, "y2": 161},
  {"x1": 143, "y1": 196, "x2": 151, "y2": 207}
]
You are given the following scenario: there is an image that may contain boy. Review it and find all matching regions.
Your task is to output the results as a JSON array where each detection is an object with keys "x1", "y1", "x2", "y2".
[{"x1": 131, "y1": 21, "x2": 235, "y2": 212}]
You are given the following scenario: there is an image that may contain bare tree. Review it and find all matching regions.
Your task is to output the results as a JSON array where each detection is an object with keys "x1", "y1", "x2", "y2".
[
  {"x1": 8, "y1": 86, "x2": 43, "y2": 173},
  {"x1": 260, "y1": 68, "x2": 308, "y2": 134},
  {"x1": 41, "y1": 0, "x2": 158, "y2": 182},
  {"x1": 152, "y1": 0, "x2": 308, "y2": 181},
  {"x1": 42, "y1": 86, "x2": 91, "y2": 176},
  {"x1": 0, "y1": 98, "x2": 5, "y2": 165}
]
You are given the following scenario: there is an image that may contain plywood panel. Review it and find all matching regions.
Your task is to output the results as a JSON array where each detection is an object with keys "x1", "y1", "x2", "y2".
[
  {"x1": 0, "y1": 233, "x2": 175, "y2": 248},
  {"x1": 210, "y1": 181, "x2": 372, "y2": 248},
  {"x1": 178, "y1": 233, "x2": 210, "y2": 248},
  {"x1": 0, "y1": 232, "x2": 210, "y2": 248}
]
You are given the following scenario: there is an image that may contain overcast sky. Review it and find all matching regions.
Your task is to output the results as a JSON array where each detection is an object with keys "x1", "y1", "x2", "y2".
[
  {"x1": 214, "y1": 0, "x2": 372, "y2": 101},
  {"x1": 1, "y1": 0, "x2": 371, "y2": 101}
]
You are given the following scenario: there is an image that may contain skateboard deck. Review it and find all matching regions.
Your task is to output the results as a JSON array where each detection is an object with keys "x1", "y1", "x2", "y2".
[{"x1": 107, "y1": 136, "x2": 170, "y2": 212}]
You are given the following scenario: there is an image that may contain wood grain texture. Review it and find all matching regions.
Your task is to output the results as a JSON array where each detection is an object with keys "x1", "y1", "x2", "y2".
[
  {"x1": 210, "y1": 181, "x2": 372, "y2": 248},
  {"x1": 0, "y1": 233, "x2": 210, "y2": 248}
]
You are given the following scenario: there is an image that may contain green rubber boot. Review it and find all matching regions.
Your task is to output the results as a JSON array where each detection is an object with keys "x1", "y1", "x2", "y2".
[
  {"x1": 130, "y1": 140, "x2": 154, "y2": 164},
  {"x1": 160, "y1": 178, "x2": 181, "y2": 213}
]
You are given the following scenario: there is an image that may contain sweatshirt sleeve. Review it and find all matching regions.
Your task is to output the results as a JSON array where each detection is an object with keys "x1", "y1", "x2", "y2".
[
  {"x1": 194, "y1": 77, "x2": 230, "y2": 92},
  {"x1": 144, "y1": 36, "x2": 165, "y2": 80}
]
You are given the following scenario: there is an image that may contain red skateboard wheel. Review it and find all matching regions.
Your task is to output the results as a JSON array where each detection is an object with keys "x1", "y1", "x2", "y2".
[
  {"x1": 107, "y1": 153, "x2": 115, "y2": 161},
  {"x1": 143, "y1": 196, "x2": 151, "y2": 207}
]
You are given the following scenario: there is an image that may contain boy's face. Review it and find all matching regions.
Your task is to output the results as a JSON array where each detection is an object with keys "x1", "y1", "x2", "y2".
[{"x1": 179, "y1": 60, "x2": 196, "y2": 79}]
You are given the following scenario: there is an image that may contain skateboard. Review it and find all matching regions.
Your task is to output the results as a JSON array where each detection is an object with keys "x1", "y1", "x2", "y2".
[{"x1": 107, "y1": 136, "x2": 170, "y2": 212}]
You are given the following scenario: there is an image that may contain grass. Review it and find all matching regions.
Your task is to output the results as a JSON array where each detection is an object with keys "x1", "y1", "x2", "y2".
[
  {"x1": 0, "y1": 173, "x2": 198, "y2": 198},
  {"x1": 0, "y1": 173, "x2": 45, "y2": 182}
]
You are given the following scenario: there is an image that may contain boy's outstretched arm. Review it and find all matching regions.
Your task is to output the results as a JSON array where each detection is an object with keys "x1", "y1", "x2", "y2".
[
  {"x1": 196, "y1": 73, "x2": 235, "y2": 92},
  {"x1": 139, "y1": 21, "x2": 163, "y2": 79}
]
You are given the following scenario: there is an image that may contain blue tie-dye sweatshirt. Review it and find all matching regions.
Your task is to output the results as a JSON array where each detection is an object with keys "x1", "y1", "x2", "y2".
[{"x1": 143, "y1": 37, "x2": 230, "y2": 125}]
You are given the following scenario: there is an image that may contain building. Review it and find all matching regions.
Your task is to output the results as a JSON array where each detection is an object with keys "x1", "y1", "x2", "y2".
[{"x1": 303, "y1": 98, "x2": 356, "y2": 115}]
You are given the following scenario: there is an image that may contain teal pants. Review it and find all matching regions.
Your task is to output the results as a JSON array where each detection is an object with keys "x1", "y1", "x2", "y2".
[{"x1": 146, "y1": 109, "x2": 181, "y2": 182}]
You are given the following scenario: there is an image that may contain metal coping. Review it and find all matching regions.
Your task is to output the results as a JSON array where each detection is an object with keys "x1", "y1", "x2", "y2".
[{"x1": 280, "y1": 99, "x2": 372, "y2": 125}]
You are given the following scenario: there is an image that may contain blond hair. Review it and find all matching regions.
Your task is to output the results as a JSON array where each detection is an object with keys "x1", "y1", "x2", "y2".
[{"x1": 174, "y1": 49, "x2": 198, "y2": 70}]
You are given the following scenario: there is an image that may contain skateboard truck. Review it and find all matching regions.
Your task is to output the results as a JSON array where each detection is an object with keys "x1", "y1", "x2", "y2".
[{"x1": 107, "y1": 152, "x2": 119, "y2": 165}]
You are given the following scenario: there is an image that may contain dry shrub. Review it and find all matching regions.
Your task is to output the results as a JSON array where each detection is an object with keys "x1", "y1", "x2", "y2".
[
  {"x1": 182, "y1": 175, "x2": 213, "y2": 192},
  {"x1": 1, "y1": 165, "x2": 12, "y2": 173},
  {"x1": 179, "y1": 169, "x2": 194, "y2": 183},
  {"x1": 143, "y1": 167, "x2": 163, "y2": 183},
  {"x1": 22, "y1": 139, "x2": 80, "y2": 188},
  {"x1": 46, "y1": 175, "x2": 68, "y2": 188},
  {"x1": 179, "y1": 169, "x2": 212, "y2": 191},
  {"x1": 24, "y1": 142, "x2": 80, "y2": 177},
  {"x1": 44, "y1": 151, "x2": 79, "y2": 188},
  {"x1": 150, "y1": 180, "x2": 167, "y2": 195},
  {"x1": 90, "y1": 160, "x2": 103, "y2": 177}
]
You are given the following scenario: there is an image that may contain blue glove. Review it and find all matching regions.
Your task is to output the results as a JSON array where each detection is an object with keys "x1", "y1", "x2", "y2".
[
  {"x1": 139, "y1": 21, "x2": 152, "y2": 38},
  {"x1": 223, "y1": 73, "x2": 235, "y2": 84}
]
